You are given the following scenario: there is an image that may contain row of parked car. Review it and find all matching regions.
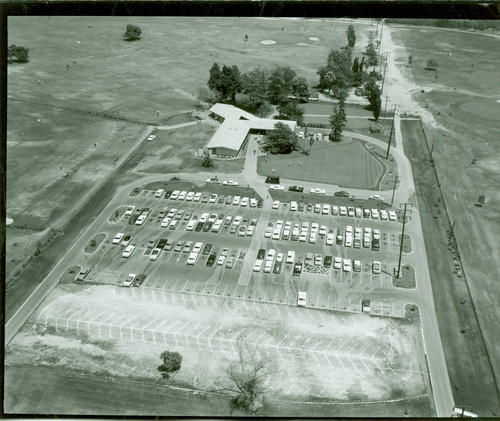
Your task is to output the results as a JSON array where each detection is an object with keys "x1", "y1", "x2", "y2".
[
  {"x1": 274, "y1": 200, "x2": 398, "y2": 221},
  {"x1": 159, "y1": 189, "x2": 263, "y2": 208},
  {"x1": 252, "y1": 247, "x2": 383, "y2": 275},
  {"x1": 264, "y1": 219, "x2": 382, "y2": 251}
]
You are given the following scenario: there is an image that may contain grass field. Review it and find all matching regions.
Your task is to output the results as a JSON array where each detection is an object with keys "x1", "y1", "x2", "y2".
[
  {"x1": 257, "y1": 139, "x2": 386, "y2": 189},
  {"x1": 393, "y1": 27, "x2": 500, "y2": 415}
]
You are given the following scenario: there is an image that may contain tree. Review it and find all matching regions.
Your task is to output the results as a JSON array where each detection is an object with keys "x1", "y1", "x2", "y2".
[
  {"x1": 208, "y1": 63, "x2": 222, "y2": 93},
  {"x1": 157, "y1": 351, "x2": 182, "y2": 379},
  {"x1": 220, "y1": 65, "x2": 242, "y2": 102},
  {"x1": 215, "y1": 337, "x2": 274, "y2": 415},
  {"x1": 426, "y1": 59, "x2": 439, "y2": 70},
  {"x1": 364, "y1": 33, "x2": 378, "y2": 66},
  {"x1": 329, "y1": 92, "x2": 347, "y2": 142},
  {"x1": 352, "y1": 57, "x2": 359, "y2": 73},
  {"x1": 123, "y1": 24, "x2": 142, "y2": 41},
  {"x1": 373, "y1": 97, "x2": 382, "y2": 121},
  {"x1": 363, "y1": 77, "x2": 382, "y2": 119},
  {"x1": 359, "y1": 56, "x2": 365, "y2": 73},
  {"x1": 197, "y1": 86, "x2": 218, "y2": 105},
  {"x1": 292, "y1": 76, "x2": 310, "y2": 103},
  {"x1": 259, "y1": 122, "x2": 299, "y2": 154},
  {"x1": 267, "y1": 66, "x2": 297, "y2": 104},
  {"x1": 7, "y1": 45, "x2": 29, "y2": 63},
  {"x1": 241, "y1": 67, "x2": 270, "y2": 109},
  {"x1": 276, "y1": 99, "x2": 304, "y2": 125},
  {"x1": 346, "y1": 24, "x2": 356, "y2": 48},
  {"x1": 408, "y1": 55, "x2": 413, "y2": 65},
  {"x1": 201, "y1": 151, "x2": 214, "y2": 168},
  {"x1": 317, "y1": 48, "x2": 352, "y2": 97}
]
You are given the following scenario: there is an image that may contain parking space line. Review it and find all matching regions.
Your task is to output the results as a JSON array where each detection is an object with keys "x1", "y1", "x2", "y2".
[
  {"x1": 142, "y1": 317, "x2": 162, "y2": 331},
  {"x1": 288, "y1": 335, "x2": 301, "y2": 349},
  {"x1": 152, "y1": 276, "x2": 161, "y2": 288},
  {"x1": 370, "y1": 346, "x2": 381, "y2": 358},
  {"x1": 254, "y1": 331, "x2": 267, "y2": 343},
  {"x1": 120, "y1": 315, "x2": 137, "y2": 327}
]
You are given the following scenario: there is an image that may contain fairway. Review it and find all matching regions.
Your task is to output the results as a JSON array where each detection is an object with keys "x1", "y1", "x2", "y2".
[{"x1": 257, "y1": 140, "x2": 386, "y2": 189}]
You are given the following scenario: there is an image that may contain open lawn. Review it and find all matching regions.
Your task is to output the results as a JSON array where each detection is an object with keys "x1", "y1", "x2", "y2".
[
  {"x1": 5, "y1": 283, "x2": 432, "y2": 415},
  {"x1": 257, "y1": 139, "x2": 386, "y2": 189},
  {"x1": 394, "y1": 26, "x2": 500, "y2": 415}
]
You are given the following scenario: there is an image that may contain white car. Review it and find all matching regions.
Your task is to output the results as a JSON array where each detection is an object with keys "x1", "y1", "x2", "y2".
[
  {"x1": 322, "y1": 204, "x2": 330, "y2": 215},
  {"x1": 124, "y1": 206, "x2": 135, "y2": 216},
  {"x1": 186, "y1": 219, "x2": 196, "y2": 231},
  {"x1": 371, "y1": 209, "x2": 380, "y2": 219},
  {"x1": 199, "y1": 212, "x2": 209, "y2": 223},
  {"x1": 123, "y1": 273, "x2": 136, "y2": 287},
  {"x1": 272, "y1": 200, "x2": 280, "y2": 209},
  {"x1": 253, "y1": 260, "x2": 263, "y2": 272},
  {"x1": 286, "y1": 251, "x2": 295, "y2": 264},
  {"x1": 388, "y1": 210, "x2": 397, "y2": 221},
  {"x1": 272, "y1": 230, "x2": 281, "y2": 240},
  {"x1": 373, "y1": 229, "x2": 381, "y2": 240},
  {"x1": 234, "y1": 216, "x2": 243, "y2": 226},
  {"x1": 240, "y1": 197, "x2": 249, "y2": 207},
  {"x1": 372, "y1": 261, "x2": 382, "y2": 274},
  {"x1": 122, "y1": 245, "x2": 135, "y2": 258},
  {"x1": 178, "y1": 191, "x2": 187, "y2": 200},
  {"x1": 155, "y1": 189, "x2": 164, "y2": 198},
  {"x1": 135, "y1": 214, "x2": 146, "y2": 225},
  {"x1": 187, "y1": 252, "x2": 198, "y2": 265},
  {"x1": 246, "y1": 226, "x2": 255, "y2": 236},
  {"x1": 208, "y1": 213, "x2": 218, "y2": 223},
  {"x1": 186, "y1": 191, "x2": 195, "y2": 201},
  {"x1": 290, "y1": 201, "x2": 298, "y2": 211},
  {"x1": 309, "y1": 232, "x2": 317, "y2": 243},
  {"x1": 319, "y1": 225, "x2": 327, "y2": 236},
  {"x1": 265, "y1": 227, "x2": 273, "y2": 238},
  {"x1": 223, "y1": 180, "x2": 239, "y2": 186},
  {"x1": 170, "y1": 190, "x2": 180, "y2": 200},
  {"x1": 353, "y1": 260, "x2": 362, "y2": 272},
  {"x1": 193, "y1": 192, "x2": 202, "y2": 202},
  {"x1": 334, "y1": 257, "x2": 342, "y2": 270},
  {"x1": 331, "y1": 206, "x2": 338, "y2": 215},
  {"x1": 355, "y1": 208, "x2": 363, "y2": 218},
  {"x1": 264, "y1": 260, "x2": 273, "y2": 273},
  {"x1": 112, "y1": 232, "x2": 124, "y2": 244},
  {"x1": 299, "y1": 232, "x2": 308, "y2": 242},
  {"x1": 267, "y1": 249, "x2": 276, "y2": 260},
  {"x1": 217, "y1": 255, "x2": 226, "y2": 265},
  {"x1": 192, "y1": 242, "x2": 203, "y2": 254},
  {"x1": 314, "y1": 204, "x2": 321, "y2": 213},
  {"x1": 339, "y1": 206, "x2": 347, "y2": 216},
  {"x1": 167, "y1": 208, "x2": 177, "y2": 218},
  {"x1": 310, "y1": 188, "x2": 326, "y2": 195},
  {"x1": 269, "y1": 184, "x2": 285, "y2": 191},
  {"x1": 326, "y1": 233, "x2": 335, "y2": 245},
  {"x1": 232, "y1": 196, "x2": 241, "y2": 206},
  {"x1": 369, "y1": 194, "x2": 384, "y2": 201},
  {"x1": 149, "y1": 248, "x2": 161, "y2": 261},
  {"x1": 343, "y1": 258, "x2": 352, "y2": 272},
  {"x1": 380, "y1": 210, "x2": 389, "y2": 220},
  {"x1": 276, "y1": 252, "x2": 284, "y2": 263},
  {"x1": 147, "y1": 134, "x2": 156, "y2": 141},
  {"x1": 250, "y1": 198, "x2": 258, "y2": 207},
  {"x1": 206, "y1": 177, "x2": 220, "y2": 184},
  {"x1": 161, "y1": 217, "x2": 171, "y2": 228},
  {"x1": 297, "y1": 291, "x2": 307, "y2": 307},
  {"x1": 209, "y1": 193, "x2": 218, "y2": 203}
]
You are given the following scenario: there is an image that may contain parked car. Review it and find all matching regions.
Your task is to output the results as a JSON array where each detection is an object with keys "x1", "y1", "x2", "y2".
[
  {"x1": 353, "y1": 260, "x2": 362, "y2": 272},
  {"x1": 194, "y1": 192, "x2": 202, "y2": 202},
  {"x1": 183, "y1": 241, "x2": 193, "y2": 253},
  {"x1": 164, "y1": 239, "x2": 174, "y2": 251},
  {"x1": 324, "y1": 255, "x2": 333, "y2": 268},
  {"x1": 293, "y1": 263, "x2": 303, "y2": 276},
  {"x1": 273, "y1": 261, "x2": 282, "y2": 274},
  {"x1": 272, "y1": 200, "x2": 280, "y2": 209},
  {"x1": 326, "y1": 233, "x2": 335, "y2": 245},
  {"x1": 225, "y1": 257, "x2": 235, "y2": 269},
  {"x1": 209, "y1": 193, "x2": 218, "y2": 203},
  {"x1": 334, "y1": 191, "x2": 350, "y2": 198},
  {"x1": 253, "y1": 259, "x2": 263, "y2": 272},
  {"x1": 388, "y1": 210, "x2": 397, "y2": 221},
  {"x1": 223, "y1": 180, "x2": 239, "y2": 186},
  {"x1": 206, "y1": 254, "x2": 216, "y2": 267},
  {"x1": 155, "y1": 189, "x2": 165, "y2": 198},
  {"x1": 206, "y1": 177, "x2": 220, "y2": 184},
  {"x1": 322, "y1": 204, "x2": 330, "y2": 215},
  {"x1": 147, "y1": 135, "x2": 156, "y2": 141},
  {"x1": 310, "y1": 188, "x2": 326, "y2": 195},
  {"x1": 124, "y1": 206, "x2": 135, "y2": 216},
  {"x1": 123, "y1": 273, "x2": 136, "y2": 287},
  {"x1": 75, "y1": 268, "x2": 90, "y2": 281},
  {"x1": 122, "y1": 245, "x2": 135, "y2": 258},
  {"x1": 133, "y1": 273, "x2": 147, "y2": 287},
  {"x1": 174, "y1": 241, "x2": 184, "y2": 252},
  {"x1": 186, "y1": 191, "x2": 195, "y2": 201},
  {"x1": 372, "y1": 261, "x2": 382, "y2": 274},
  {"x1": 297, "y1": 291, "x2": 307, "y2": 306},
  {"x1": 192, "y1": 242, "x2": 203, "y2": 254},
  {"x1": 334, "y1": 257, "x2": 342, "y2": 270},
  {"x1": 187, "y1": 252, "x2": 198, "y2": 265},
  {"x1": 149, "y1": 248, "x2": 161, "y2": 261},
  {"x1": 269, "y1": 184, "x2": 285, "y2": 191},
  {"x1": 289, "y1": 185, "x2": 304, "y2": 192},
  {"x1": 121, "y1": 235, "x2": 132, "y2": 247},
  {"x1": 343, "y1": 258, "x2": 352, "y2": 272},
  {"x1": 113, "y1": 232, "x2": 124, "y2": 244}
]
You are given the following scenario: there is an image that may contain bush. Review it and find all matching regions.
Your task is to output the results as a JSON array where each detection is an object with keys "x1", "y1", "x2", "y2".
[{"x1": 123, "y1": 24, "x2": 142, "y2": 41}]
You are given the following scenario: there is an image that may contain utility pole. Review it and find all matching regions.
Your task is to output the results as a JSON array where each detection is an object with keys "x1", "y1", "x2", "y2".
[
  {"x1": 448, "y1": 220, "x2": 456, "y2": 246},
  {"x1": 396, "y1": 203, "x2": 408, "y2": 278},
  {"x1": 429, "y1": 138, "x2": 435, "y2": 162},
  {"x1": 385, "y1": 104, "x2": 399, "y2": 159},
  {"x1": 381, "y1": 52, "x2": 389, "y2": 94},
  {"x1": 391, "y1": 176, "x2": 399, "y2": 206}
]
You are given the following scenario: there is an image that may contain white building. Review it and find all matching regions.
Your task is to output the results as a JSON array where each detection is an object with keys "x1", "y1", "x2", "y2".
[{"x1": 206, "y1": 103, "x2": 297, "y2": 157}]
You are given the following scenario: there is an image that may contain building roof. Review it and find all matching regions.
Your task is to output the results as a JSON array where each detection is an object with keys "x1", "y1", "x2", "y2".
[{"x1": 207, "y1": 104, "x2": 297, "y2": 152}]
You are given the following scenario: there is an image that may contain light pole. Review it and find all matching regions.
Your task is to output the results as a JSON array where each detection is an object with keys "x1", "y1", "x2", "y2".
[{"x1": 385, "y1": 104, "x2": 399, "y2": 159}]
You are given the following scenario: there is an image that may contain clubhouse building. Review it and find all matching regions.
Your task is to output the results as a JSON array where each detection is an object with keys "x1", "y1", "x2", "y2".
[{"x1": 206, "y1": 103, "x2": 297, "y2": 157}]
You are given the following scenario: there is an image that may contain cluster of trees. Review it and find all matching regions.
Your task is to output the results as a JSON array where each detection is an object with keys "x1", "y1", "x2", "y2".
[
  {"x1": 157, "y1": 351, "x2": 182, "y2": 379},
  {"x1": 202, "y1": 63, "x2": 309, "y2": 121},
  {"x1": 123, "y1": 24, "x2": 142, "y2": 41},
  {"x1": 259, "y1": 122, "x2": 299, "y2": 154},
  {"x1": 386, "y1": 18, "x2": 500, "y2": 32},
  {"x1": 8, "y1": 45, "x2": 29, "y2": 63}
]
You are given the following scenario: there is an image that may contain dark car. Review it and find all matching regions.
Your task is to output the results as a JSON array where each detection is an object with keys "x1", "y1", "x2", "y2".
[
  {"x1": 372, "y1": 238, "x2": 380, "y2": 251},
  {"x1": 202, "y1": 221, "x2": 213, "y2": 232},
  {"x1": 174, "y1": 241, "x2": 184, "y2": 252},
  {"x1": 298, "y1": 203, "x2": 304, "y2": 211},
  {"x1": 265, "y1": 176, "x2": 280, "y2": 184},
  {"x1": 128, "y1": 214, "x2": 139, "y2": 225},
  {"x1": 195, "y1": 222, "x2": 204, "y2": 232},
  {"x1": 257, "y1": 200, "x2": 263, "y2": 208},
  {"x1": 273, "y1": 261, "x2": 282, "y2": 274},
  {"x1": 202, "y1": 243, "x2": 213, "y2": 255},
  {"x1": 201, "y1": 195, "x2": 209, "y2": 203},
  {"x1": 288, "y1": 185, "x2": 304, "y2": 193},
  {"x1": 164, "y1": 190, "x2": 172, "y2": 199},
  {"x1": 293, "y1": 263, "x2": 303, "y2": 276},
  {"x1": 306, "y1": 204, "x2": 313, "y2": 211},
  {"x1": 164, "y1": 239, "x2": 174, "y2": 251},
  {"x1": 218, "y1": 196, "x2": 225, "y2": 203},
  {"x1": 206, "y1": 254, "x2": 216, "y2": 267},
  {"x1": 334, "y1": 191, "x2": 350, "y2": 198},
  {"x1": 170, "y1": 176, "x2": 181, "y2": 181},
  {"x1": 157, "y1": 238, "x2": 168, "y2": 249},
  {"x1": 336, "y1": 233, "x2": 344, "y2": 245},
  {"x1": 133, "y1": 273, "x2": 147, "y2": 287},
  {"x1": 324, "y1": 255, "x2": 333, "y2": 268},
  {"x1": 225, "y1": 196, "x2": 233, "y2": 204},
  {"x1": 257, "y1": 248, "x2": 266, "y2": 260}
]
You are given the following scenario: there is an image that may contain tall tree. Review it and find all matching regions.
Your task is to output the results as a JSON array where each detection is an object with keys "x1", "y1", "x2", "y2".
[
  {"x1": 208, "y1": 63, "x2": 222, "y2": 93},
  {"x1": 241, "y1": 67, "x2": 270, "y2": 109},
  {"x1": 364, "y1": 33, "x2": 378, "y2": 66},
  {"x1": 292, "y1": 76, "x2": 310, "y2": 102},
  {"x1": 220, "y1": 65, "x2": 242, "y2": 101},
  {"x1": 329, "y1": 92, "x2": 347, "y2": 142},
  {"x1": 346, "y1": 24, "x2": 356, "y2": 48},
  {"x1": 7, "y1": 45, "x2": 29, "y2": 63},
  {"x1": 352, "y1": 57, "x2": 359, "y2": 73},
  {"x1": 359, "y1": 56, "x2": 365, "y2": 73},
  {"x1": 123, "y1": 24, "x2": 142, "y2": 41},
  {"x1": 317, "y1": 48, "x2": 352, "y2": 97},
  {"x1": 373, "y1": 97, "x2": 382, "y2": 121},
  {"x1": 259, "y1": 122, "x2": 299, "y2": 154},
  {"x1": 267, "y1": 66, "x2": 297, "y2": 104},
  {"x1": 363, "y1": 77, "x2": 382, "y2": 120},
  {"x1": 157, "y1": 351, "x2": 183, "y2": 379}
]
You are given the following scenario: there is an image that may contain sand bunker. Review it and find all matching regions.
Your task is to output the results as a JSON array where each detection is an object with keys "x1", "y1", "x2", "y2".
[
  {"x1": 309, "y1": 37, "x2": 320, "y2": 41},
  {"x1": 260, "y1": 40, "x2": 277, "y2": 45},
  {"x1": 297, "y1": 43, "x2": 309, "y2": 47}
]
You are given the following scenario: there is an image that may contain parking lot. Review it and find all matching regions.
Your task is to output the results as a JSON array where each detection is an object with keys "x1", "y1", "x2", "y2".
[{"x1": 72, "y1": 183, "x2": 414, "y2": 318}]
